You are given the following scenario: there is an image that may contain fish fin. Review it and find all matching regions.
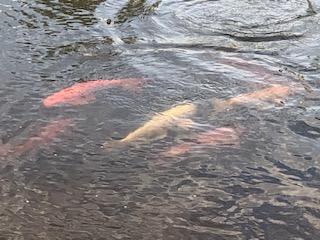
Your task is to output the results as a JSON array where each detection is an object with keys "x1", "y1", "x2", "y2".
[
  {"x1": 175, "y1": 118, "x2": 196, "y2": 130},
  {"x1": 102, "y1": 138, "x2": 127, "y2": 152},
  {"x1": 150, "y1": 130, "x2": 168, "y2": 142},
  {"x1": 211, "y1": 98, "x2": 228, "y2": 112}
]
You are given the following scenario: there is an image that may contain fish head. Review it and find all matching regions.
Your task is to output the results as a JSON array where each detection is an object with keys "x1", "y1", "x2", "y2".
[
  {"x1": 164, "y1": 103, "x2": 197, "y2": 118},
  {"x1": 43, "y1": 94, "x2": 63, "y2": 108},
  {"x1": 253, "y1": 84, "x2": 290, "y2": 100},
  {"x1": 270, "y1": 84, "x2": 291, "y2": 96},
  {"x1": 42, "y1": 87, "x2": 77, "y2": 107},
  {"x1": 43, "y1": 88, "x2": 95, "y2": 108}
]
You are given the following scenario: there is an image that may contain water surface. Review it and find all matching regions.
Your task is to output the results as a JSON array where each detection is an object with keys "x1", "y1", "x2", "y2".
[{"x1": 1, "y1": 0, "x2": 320, "y2": 239}]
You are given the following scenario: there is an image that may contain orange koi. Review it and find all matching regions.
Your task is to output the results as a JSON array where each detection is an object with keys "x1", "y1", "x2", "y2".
[
  {"x1": 163, "y1": 127, "x2": 241, "y2": 157},
  {"x1": 0, "y1": 118, "x2": 73, "y2": 159},
  {"x1": 43, "y1": 78, "x2": 144, "y2": 108},
  {"x1": 212, "y1": 84, "x2": 294, "y2": 112}
]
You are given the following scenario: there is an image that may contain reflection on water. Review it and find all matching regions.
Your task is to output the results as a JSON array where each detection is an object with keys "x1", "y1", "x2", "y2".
[{"x1": 0, "y1": 0, "x2": 320, "y2": 239}]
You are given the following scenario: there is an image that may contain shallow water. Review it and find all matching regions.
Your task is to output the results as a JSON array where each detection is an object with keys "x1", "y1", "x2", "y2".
[{"x1": 0, "y1": 0, "x2": 320, "y2": 239}]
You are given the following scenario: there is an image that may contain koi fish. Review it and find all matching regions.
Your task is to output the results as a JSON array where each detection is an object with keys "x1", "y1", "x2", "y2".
[
  {"x1": 103, "y1": 103, "x2": 198, "y2": 149},
  {"x1": 0, "y1": 118, "x2": 73, "y2": 159},
  {"x1": 43, "y1": 78, "x2": 144, "y2": 108},
  {"x1": 163, "y1": 127, "x2": 241, "y2": 157},
  {"x1": 212, "y1": 84, "x2": 294, "y2": 112},
  {"x1": 219, "y1": 57, "x2": 313, "y2": 92},
  {"x1": 218, "y1": 57, "x2": 282, "y2": 82}
]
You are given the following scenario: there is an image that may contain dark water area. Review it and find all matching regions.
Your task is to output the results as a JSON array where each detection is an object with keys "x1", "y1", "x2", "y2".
[{"x1": 1, "y1": 0, "x2": 320, "y2": 239}]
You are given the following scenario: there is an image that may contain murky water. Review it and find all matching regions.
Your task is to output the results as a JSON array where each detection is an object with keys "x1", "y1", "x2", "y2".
[{"x1": 1, "y1": 0, "x2": 320, "y2": 239}]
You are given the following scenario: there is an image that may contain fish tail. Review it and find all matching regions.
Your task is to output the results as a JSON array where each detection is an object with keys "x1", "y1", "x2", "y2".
[
  {"x1": 102, "y1": 139, "x2": 127, "y2": 152},
  {"x1": 211, "y1": 98, "x2": 227, "y2": 112}
]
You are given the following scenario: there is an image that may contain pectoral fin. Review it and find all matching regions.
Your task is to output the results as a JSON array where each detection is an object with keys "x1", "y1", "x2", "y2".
[
  {"x1": 148, "y1": 130, "x2": 168, "y2": 142},
  {"x1": 175, "y1": 118, "x2": 196, "y2": 130},
  {"x1": 103, "y1": 139, "x2": 125, "y2": 152}
]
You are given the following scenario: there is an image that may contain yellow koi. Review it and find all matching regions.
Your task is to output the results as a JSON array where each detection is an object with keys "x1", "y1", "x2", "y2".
[{"x1": 103, "y1": 103, "x2": 197, "y2": 149}]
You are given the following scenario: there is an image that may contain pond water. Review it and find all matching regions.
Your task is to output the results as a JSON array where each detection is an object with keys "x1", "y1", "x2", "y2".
[{"x1": 0, "y1": 0, "x2": 320, "y2": 239}]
